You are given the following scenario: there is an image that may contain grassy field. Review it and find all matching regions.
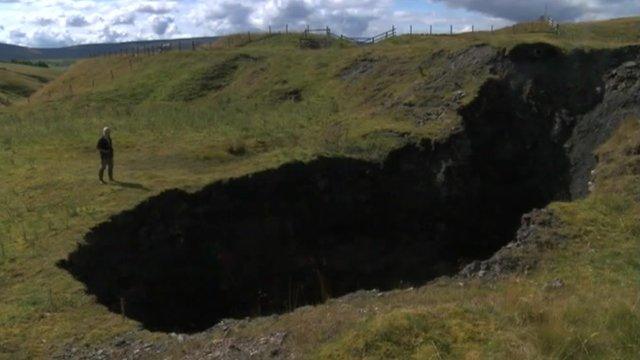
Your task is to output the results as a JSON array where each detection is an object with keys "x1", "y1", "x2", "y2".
[
  {"x1": 0, "y1": 17, "x2": 640, "y2": 359},
  {"x1": 0, "y1": 62, "x2": 65, "y2": 106}
]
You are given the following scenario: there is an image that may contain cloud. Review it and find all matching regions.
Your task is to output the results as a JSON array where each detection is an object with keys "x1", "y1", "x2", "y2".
[
  {"x1": 1, "y1": 0, "x2": 638, "y2": 47},
  {"x1": 9, "y1": 29, "x2": 26, "y2": 42},
  {"x1": 112, "y1": 13, "x2": 136, "y2": 25},
  {"x1": 30, "y1": 30, "x2": 75, "y2": 47},
  {"x1": 191, "y1": 0, "x2": 387, "y2": 36},
  {"x1": 33, "y1": 17, "x2": 57, "y2": 26},
  {"x1": 137, "y1": 3, "x2": 173, "y2": 15},
  {"x1": 150, "y1": 15, "x2": 176, "y2": 35},
  {"x1": 433, "y1": 0, "x2": 640, "y2": 22},
  {"x1": 100, "y1": 26, "x2": 128, "y2": 42},
  {"x1": 66, "y1": 15, "x2": 90, "y2": 27},
  {"x1": 197, "y1": 2, "x2": 256, "y2": 33}
]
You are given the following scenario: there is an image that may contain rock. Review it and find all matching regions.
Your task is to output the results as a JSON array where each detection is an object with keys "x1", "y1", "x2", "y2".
[
  {"x1": 451, "y1": 90, "x2": 466, "y2": 102},
  {"x1": 545, "y1": 278, "x2": 565, "y2": 290},
  {"x1": 115, "y1": 339, "x2": 128, "y2": 348},
  {"x1": 460, "y1": 209, "x2": 565, "y2": 279},
  {"x1": 623, "y1": 61, "x2": 637, "y2": 68}
]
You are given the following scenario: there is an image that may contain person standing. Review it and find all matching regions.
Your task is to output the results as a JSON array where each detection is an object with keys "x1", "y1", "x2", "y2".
[{"x1": 97, "y1": 127, "x2": 114, "y2": 183}]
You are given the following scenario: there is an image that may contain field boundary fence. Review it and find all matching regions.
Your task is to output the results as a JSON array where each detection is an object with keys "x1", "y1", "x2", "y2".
[{"x1": 90, "y1": 18, "x2": 561, "y2": 59}]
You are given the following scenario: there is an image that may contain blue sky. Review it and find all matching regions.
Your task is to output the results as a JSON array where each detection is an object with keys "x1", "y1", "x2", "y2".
[{"x1": 0, "y1": 0, "x2": 638, "y2": 47}]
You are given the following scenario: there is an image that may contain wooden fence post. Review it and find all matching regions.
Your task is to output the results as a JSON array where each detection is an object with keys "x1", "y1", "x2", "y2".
[
  {"x1": 472, "y1": 25, "x2": 474, "y2": 33},
  {"x1": 286, "y1": 24, "x2": 288, "y2": 34},
  {"x1": 450, "y1": 25, "x2": 453, "y2": 35},
  {"x1": 269, "y1": 25, "x2": 272, "y2": 35},
  {"x1": 410, "y1": 25, "x2": 412, "y2": 35},
  {"x1": 491, "y1": 25, "x2": 494, "y2": 33},
  {"x1": 248, "y1": 31, "x2": 251, "y2": 41},
  {"x1": 326, "y1": 26, "x2": 330, "y2": 37},
  {"x1": 192, "y1": 41, "x2": 195, "y2": 51},
  {"x1": 430, "y1": 25, "x2": 433, "y2": 35}
]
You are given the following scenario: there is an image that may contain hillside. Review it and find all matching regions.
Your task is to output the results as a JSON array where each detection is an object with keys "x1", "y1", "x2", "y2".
[
  {"x1": 0, "y1": 62, "x2": 64, "y2": 106},
  {"x1": 1, "y1": 17, "x2": 640, "y2": 359},
  {"x1": 0, "y1": 37, "x2": 219, "y2": 61}
]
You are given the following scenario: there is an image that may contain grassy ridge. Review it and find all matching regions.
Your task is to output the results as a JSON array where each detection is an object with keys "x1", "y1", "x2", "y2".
[
  {"x1": 0, "y1": 17, "x2": 640, "y2": 359},
  {"x1": 0, "y1": 62, "x2": 64, "y2": 106}
]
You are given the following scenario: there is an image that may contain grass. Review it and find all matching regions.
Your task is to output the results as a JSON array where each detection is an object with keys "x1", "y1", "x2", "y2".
[
  {"x1": 0, "y1": 17, "x2": 640, "y2": 359},
  {"x1": 312, "y1": 120, "x2": 640, "y2": 358},
  {"x1": 0, "y1": 62, "x2": 65, "y2": 106}
]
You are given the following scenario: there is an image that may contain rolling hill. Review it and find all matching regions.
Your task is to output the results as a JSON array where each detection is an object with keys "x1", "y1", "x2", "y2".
[
  {"x1": 0, "y1": 61, "x2": 64, "y2": 106},
  {"x1": 0, "y1": 37, "x2": 219, "y2": 61}
]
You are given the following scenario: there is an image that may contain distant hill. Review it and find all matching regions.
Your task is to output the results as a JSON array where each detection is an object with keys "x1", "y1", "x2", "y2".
[
  {"x1": 0, "y1": 37, "x2": 219, "y2": 61},
  {"x1": 0, "y1": 61, "x2": 64, "y2": 106}
]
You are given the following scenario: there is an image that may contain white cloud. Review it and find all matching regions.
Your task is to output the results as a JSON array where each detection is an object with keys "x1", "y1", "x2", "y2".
[
  {"x1": 136, "y1": 3, "x2": 174, "y2": 15},
  {"x1": 433, "y1": 0, "x2": 640, "y2": 22},
  {"x1": 111, "y1": 13, "x2": 136, "y2": 26},
  {"x1": 150, "y1": 15, "x2": 177, "y2": 35},
  {"x1": 66, "y1": 15, "x2": 90, "y2": 27},
  {"x1": 100, "y1": 26, "x2": 128, "y2": 43},
  {"x1": 9, "y1": 29, "x2": 26, "y2": 42},
  {"x1": 0, "y1": 0, "x2": 637, "y2": 47},
  {"x1": 30, "y1": 29, "x2": 75, "y2": 47},
  {"x1": 33, "y1": 17, "x2": 57, "y2": 26}
]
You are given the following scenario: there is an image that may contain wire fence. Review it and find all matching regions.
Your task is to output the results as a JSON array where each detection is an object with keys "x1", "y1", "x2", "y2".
[{"x1": 92, "y1": 19, "x2": 562, "y2": 58}]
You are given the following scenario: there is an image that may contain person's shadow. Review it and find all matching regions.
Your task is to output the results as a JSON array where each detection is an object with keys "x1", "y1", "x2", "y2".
[{"x1": 111, "y1": 181, "x2": 151, "y2": 191}]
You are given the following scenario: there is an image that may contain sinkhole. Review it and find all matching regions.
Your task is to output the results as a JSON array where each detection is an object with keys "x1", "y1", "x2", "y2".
[{"x1": 59, "y1": 43, "x2": 635, "y2": 333}]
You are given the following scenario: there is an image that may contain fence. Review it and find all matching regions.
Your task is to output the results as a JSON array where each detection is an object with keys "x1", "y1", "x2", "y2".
[
  {"x1": 402, "y1": 19, "x2": 560, "y2": 36},
  {"x1": 91, "y1": 19, "x2": 563, "y2": 59},
  {"x1": 91, "y1": 25, "x2": 402, "y2": 58}
]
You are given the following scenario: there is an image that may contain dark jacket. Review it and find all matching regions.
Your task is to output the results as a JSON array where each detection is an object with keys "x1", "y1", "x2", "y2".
[{"x1": 97, "y1": 136, "x2": 114, "y2": 159}]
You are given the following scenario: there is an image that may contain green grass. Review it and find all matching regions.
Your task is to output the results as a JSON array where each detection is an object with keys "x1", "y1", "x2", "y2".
[
  {"x1": 314, "y1": 125, "x2": 640, "y2": 358},
  {"x1": 1, "y1": 17, "x2": 640, "y2": 359},
  {"x1": 0, "y1": 62, "x2": 64, "y2": 106}
]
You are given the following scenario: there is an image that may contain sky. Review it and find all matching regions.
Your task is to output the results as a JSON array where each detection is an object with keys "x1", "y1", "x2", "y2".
[{"x1": 0, "y1": 0, "x2": 638, "y2": 48}]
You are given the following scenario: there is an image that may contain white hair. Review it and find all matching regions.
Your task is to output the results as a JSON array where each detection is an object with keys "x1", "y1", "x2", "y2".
[{"x1": 103, "y1": 127, "x2": 111, "y2": 136}]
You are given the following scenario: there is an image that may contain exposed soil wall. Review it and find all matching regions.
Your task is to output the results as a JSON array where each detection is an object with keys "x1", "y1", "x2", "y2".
[{"x1": 60, "y1": 44, "x2": 640, "y2": 333}]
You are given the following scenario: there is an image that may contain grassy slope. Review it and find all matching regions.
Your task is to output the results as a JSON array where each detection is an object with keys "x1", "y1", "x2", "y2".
[
  {"x1": 0, "y1": 18, "x2": 639, "y2": 359},
  {"x1": 316, "y1": 118, "x2": 640, "y2": 359},
  {"x1": 0, "y1": 63, "x2": 64, "y2": 106}
]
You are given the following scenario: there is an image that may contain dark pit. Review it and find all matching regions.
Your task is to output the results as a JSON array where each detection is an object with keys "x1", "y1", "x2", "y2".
[{"x1": 59, "y1": 44, "x2": 640, "y2": 333}]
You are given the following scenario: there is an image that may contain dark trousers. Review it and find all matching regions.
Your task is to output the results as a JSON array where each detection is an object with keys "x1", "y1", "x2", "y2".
[{"x1": 99, "y1": 156, "x2": 114, "y2": 181}]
